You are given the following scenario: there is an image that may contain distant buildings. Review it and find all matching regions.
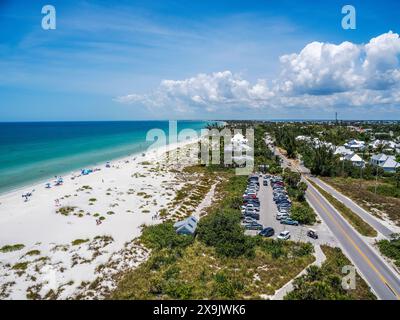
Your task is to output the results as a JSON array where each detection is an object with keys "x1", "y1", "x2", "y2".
[
  {"x1": 228, "y1": 133, "x2": 254, "y2": 166},
  {"x1": 295, "y1": 134, "x2": 400, "y2": 172},
  {"x1": 368, "y1": 139, "x2": 399, "y2": 153}
]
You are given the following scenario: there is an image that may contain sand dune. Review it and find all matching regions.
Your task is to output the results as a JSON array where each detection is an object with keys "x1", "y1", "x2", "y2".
[{"x1": 0, "y1": 139, "x2": 203, "y2": 299}]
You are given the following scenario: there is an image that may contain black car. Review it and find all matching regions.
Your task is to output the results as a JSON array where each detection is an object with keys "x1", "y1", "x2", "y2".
[
  {"x1": 259, "y1": 227, "x2": 274, "y2": 237},
  {"x1": 263, "y1": 180, "x2": 268, "y2": 186},
  {"x1": 244, "y1": 212, "x2": 260, "y2": 220},
  {"x1": 307, "y1": 230, "x2": 319, "y2": 239}
]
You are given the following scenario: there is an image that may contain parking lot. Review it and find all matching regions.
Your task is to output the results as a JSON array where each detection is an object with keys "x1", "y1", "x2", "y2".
[{"x1": 244, "y1": 175, "x2": 337, "y2": 245}]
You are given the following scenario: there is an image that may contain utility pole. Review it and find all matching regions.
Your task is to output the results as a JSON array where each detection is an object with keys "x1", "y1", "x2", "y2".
[{"x1": 374, "y1": 166, "x2": 379, "y2": 194}]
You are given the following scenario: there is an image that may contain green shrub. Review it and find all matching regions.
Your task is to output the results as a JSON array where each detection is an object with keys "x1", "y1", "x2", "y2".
[
  {"x1": 25, "y1": 250, "x2": 41, "y2": 256},
  {"x1": 72, "y1": 239, "x2": 89, "y2": 246},
  {"x1": 0, "y1": 244, "x2": 25, "y2": 253},
  {"x1": 377, "y1": 234, "x2": 400, "y2": 267},
  {"x1": 290, "y1": 203, "x2": 316, "y2": 225},
  {"x1": 141, "y1": 223, "x2": 194, "y2": 250},
  {"x1": 197, "y1": 210, "x2": 255, "y2": 258},
  {"x1": 12, "y1": 262, "x2": 29, "y2": 271},
  {"x1": 367, "y1": 184, "x2": 400, "y2": 198}
]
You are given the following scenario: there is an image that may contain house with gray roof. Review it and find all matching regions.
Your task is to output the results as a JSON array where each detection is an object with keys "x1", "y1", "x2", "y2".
[
  {"x1": 381, "y1": 156, "x2": 400, "y2": 173},
  {"x1": 370, "y1": 153, "x2": 400, "y2": 173},
  {"x1": 173, "y1": 216, "x2": 198, "y2": 235},
  {"x1": 344, "y1": 153, "x2": 365, "y2": 167},
  {"x1": 370, "y1": 153, "x2": 389, "y2": 166}
]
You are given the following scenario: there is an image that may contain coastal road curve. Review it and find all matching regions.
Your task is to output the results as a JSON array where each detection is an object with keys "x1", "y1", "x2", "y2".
[
  {"x1": 307, "y1": 177, "x2": 396, "y2": 238},
  {"x1": 306, "y1": 180, "x2": 400, "y2": 300},
  {"x1": 264, "y1": 134, "x2": 400, "y2": 300}
]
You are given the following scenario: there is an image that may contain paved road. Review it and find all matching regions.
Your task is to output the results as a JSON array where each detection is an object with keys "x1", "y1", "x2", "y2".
[
  {"x1": 306, "y1": 180, "x2": 400, "y2": 300},
  {"x1": 265, "y1": 134, "x2": 400, "y2": 300},
  {"x1": 307, "y1": 177, "x2": 397, "y2": 238}
]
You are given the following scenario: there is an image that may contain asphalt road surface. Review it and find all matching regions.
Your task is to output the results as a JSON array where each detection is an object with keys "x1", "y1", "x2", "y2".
[
  {"x1": 306, "y1": 180, "x2": 400, "y2": 300},
  {"x1": 307, "y1": 177, "x2": 397, "y2": 238},
  {"x1": 265, "y1": 134, "x2": 400, "y2": 300}
]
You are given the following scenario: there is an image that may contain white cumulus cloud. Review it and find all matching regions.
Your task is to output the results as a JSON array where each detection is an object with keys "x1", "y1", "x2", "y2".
[{"x1": 116, "y1": 32, "x2": 400, "y2": 115}]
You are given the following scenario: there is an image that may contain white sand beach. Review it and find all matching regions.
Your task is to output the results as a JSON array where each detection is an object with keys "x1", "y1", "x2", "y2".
[{"x1": 0, "y1": 139, "x2": 207, "y2": 299}]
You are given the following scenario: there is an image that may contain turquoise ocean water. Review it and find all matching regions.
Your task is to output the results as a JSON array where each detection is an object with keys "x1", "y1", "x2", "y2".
[{"x1": 0, "y1": 121, "x2": 208, "y2": 194}]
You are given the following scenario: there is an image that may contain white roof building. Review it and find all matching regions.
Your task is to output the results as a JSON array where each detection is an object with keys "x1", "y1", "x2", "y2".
[
  {"x1": 370, "y1": 153, "x2": 400, "y2": 173},
  {"x1": 381, "y1": 156, "x2": 400, "y2": 173},
  {"x1": 344, "y1": 153, "x2": 365, "y2": 167},
  {"x1": 231, "y1": 133, "x2": 248, "y2": 145},
  {"x1": 344, "y1": 139, "x2": 366, "y2": 151},
  {"x1": 224, "y1": 144, "x2": 252, "y2": 153},
  {"x1": 295, "y1": 135, "x2": 311, "y2": 142},
  {"x1": 334, "y1": 146, "x2": 353, "y2": 156}
]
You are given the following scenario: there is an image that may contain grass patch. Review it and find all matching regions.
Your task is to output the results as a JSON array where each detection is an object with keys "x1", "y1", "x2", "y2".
[
  {"x1": 285, "y1": 245, "x2": 376, "y2": 300},
  {"x1": 0, "y1": 244, "x2": 25, "y2": 253},
  {"x1": 377, "y1": 234, "x2": 400, "y2": 268},
  {"x1": 12, "y1": 262, "x2": 29, "y2": 271},
  {"x1": 309, "y1": 180, "x2": 377, "y2": 237},
  {"x1": 110, "y1": 166, "x2": 315, "y2": 300},
  {"x1": 322, "y1": 177, "x2": 400, "y2": 226},
  {"x1": 110, "y1": 240, "x2": 314, "y2": 300},
  {"x1": 25, "y1": 250, "x2": 41, "y2": 256},
  {"x1": 57, "y1": 206, "x2": 76, "y2": 216},
  {"x1": 72, "y1": 239, "x2": 89, "y2": 246},
  {"x1": 367, "y1": 184, "x2": 400, "y2": 198}
]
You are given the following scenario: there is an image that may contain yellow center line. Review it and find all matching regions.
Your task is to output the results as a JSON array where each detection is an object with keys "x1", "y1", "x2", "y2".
[{"x1": 306, "y1": 179, "x2": 400, "y2": 300}]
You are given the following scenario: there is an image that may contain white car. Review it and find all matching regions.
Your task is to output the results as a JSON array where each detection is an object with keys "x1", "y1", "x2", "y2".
[
  {"x1": 246, "y1": 204, "x2": 260, "y2": 211},
  {"x1": 276, "y1": 213, "x2": 289, "y2": 220},
  {"x1": 277, "y1": 230, "x2": 291, "y2": 240}
]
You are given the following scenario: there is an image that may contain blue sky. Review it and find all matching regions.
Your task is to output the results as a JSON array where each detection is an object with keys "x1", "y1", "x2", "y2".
[{"x1": 1, "y1": 0, "x2": 400, "y2": 121}]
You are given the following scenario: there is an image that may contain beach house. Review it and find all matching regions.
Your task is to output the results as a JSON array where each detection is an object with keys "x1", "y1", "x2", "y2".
[
  {"x1": 173, "y1": 216, "x2": 198, "y2": 235},
  {"x1": 344, "y1": 139, "x2": 365, "y2": 151},
  {"x1": 334, "y1": 146, "x2": 353, "y2": 156},
  {"x1": 344, "y1": 153, "x2": 365, "y2": 167},
  {"x1": 370, "y1": 154, "x2": 400, "y2": 173},
  {"x1": 231, "y1": 133, "x2": 248, "y2": 145}
]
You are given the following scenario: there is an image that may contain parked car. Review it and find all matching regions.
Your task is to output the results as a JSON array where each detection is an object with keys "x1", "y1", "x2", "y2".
[
  {"x1": 263, "y1": 180, "x2": 268, "y2": 186},
  {"x1": 245, "y1": 213, "x2": 260, "y2": 220},
  {"x1": 243, "y1": 217, "x2": 257, "y2": 224},
  {"x1": 280, "y1": 218, "x2": 299, "y2": 226},
  {"x1": 277, "y1": 230, "x2": 291, "y2": 240},
  {"x1": 246, "y1": 204, "x2": 260, "y2": 211},
  {"x1": 276, "y1": 213, "x2": 289, "y2": 220},
  {"x1": 307, "y1": 229, "x2": 319, "y2": 239},
  {"x1": 259, "y1": 227, "x2": 274, "y2": 237},
  {"x1": 244, "y1": 222, "x2": 263, "y2": 230}
]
